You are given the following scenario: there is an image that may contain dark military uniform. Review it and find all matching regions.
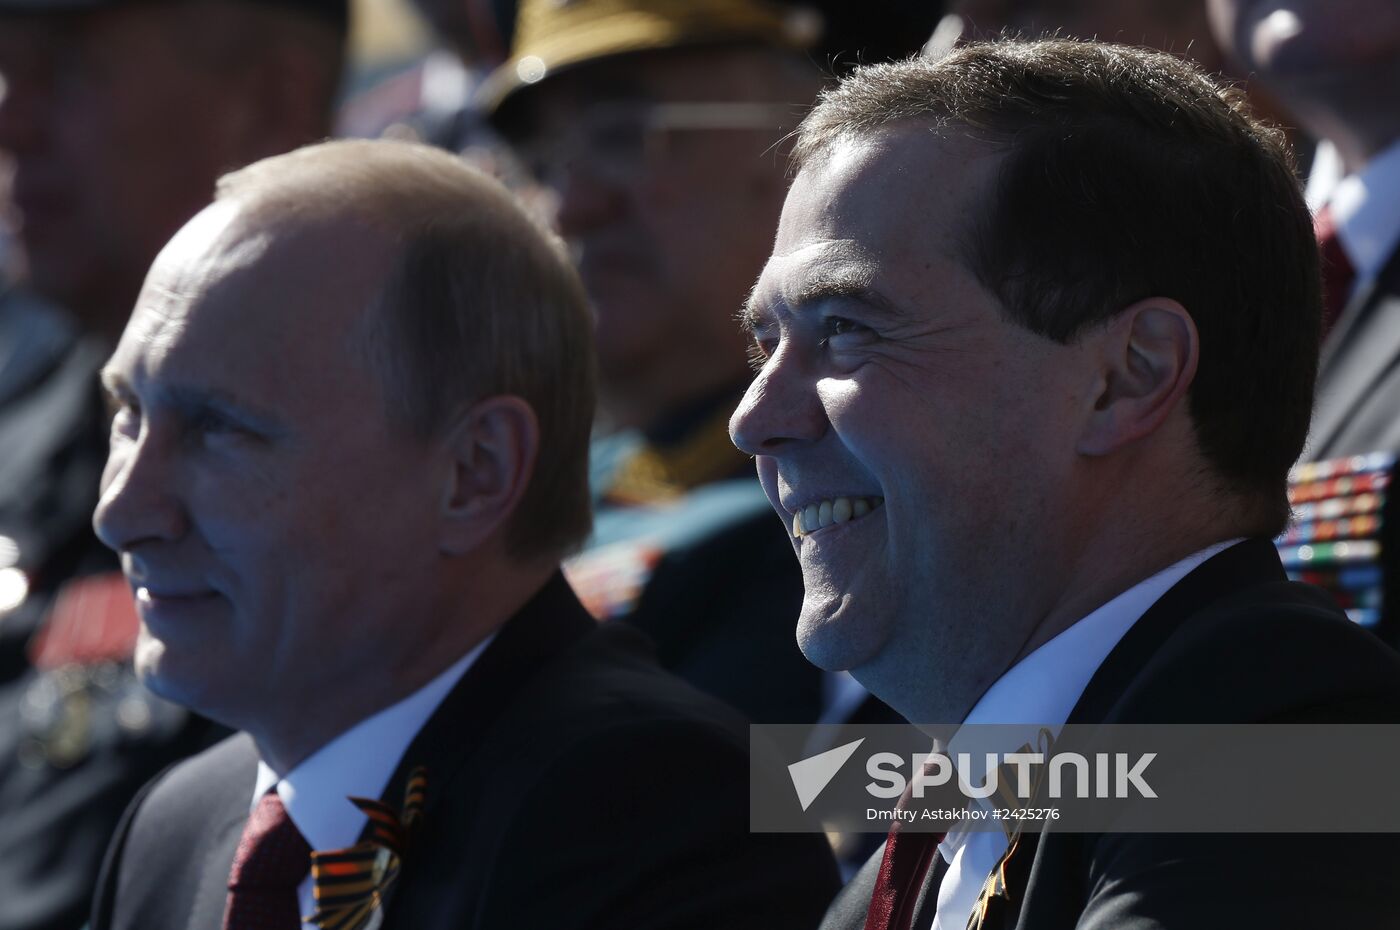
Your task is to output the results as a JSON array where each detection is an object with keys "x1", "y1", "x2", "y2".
[
  {"x1": 0, "y1": 286, "x2": 110, "y2": 671},
  {"x1": 0, "y1": 284, "x2": 223, "y2": 930}
]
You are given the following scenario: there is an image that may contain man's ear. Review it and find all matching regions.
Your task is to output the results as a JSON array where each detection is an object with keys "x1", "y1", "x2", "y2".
[
  {"x1": 1078, "y1": 298, "x2": 1199, "y2": 456},
  {"x1": 438, "y1": 396, "x2": 540, "y2": 556}
]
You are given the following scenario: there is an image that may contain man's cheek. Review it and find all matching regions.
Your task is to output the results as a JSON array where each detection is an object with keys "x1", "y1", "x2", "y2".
[{"x1": 754, "y1": 456, "x2": 784, "y2": 515}]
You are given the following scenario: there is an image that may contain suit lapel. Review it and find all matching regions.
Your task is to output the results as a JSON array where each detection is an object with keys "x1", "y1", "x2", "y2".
[
  {"x1": 1312, "y1": 246, "x2": 1400, "y2": 457},
  {"x1": 948, "y1": 541, "x2": 1285, "y2": 930},
  {"x1": 365, "y1": 573, "x2": 597, "y2": 924},
  {"x1": 964, "y1": 830, "x2": 1040, "y2": 930},
  {"x1": 189, "y1": 808, "x2": 250, "y2": 929},
  {"x1": 185, "y1": 737, "x2": 261, "y2": 930},
  {"x1": 829, "y1": 544, "x2": 1289, "y2": 930},
  {"x1": 1067, "y1": 538, "x2": 1286, "y2": 726}
]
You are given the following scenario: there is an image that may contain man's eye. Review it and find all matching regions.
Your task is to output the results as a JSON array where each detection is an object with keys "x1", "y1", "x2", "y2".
[
  {"x1": 822, "y1": 316, "x2": 869, "y2": 339},
  {"x1": 185, "y1": 409, "x2": 247, "y2": 441},
  {"x1": 191, "y1": 411, "x2": 227, "y2": 432}
]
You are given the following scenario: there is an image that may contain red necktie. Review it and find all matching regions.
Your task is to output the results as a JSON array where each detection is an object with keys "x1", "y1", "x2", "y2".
[
  {"x1": 1315, "y1": 204, "x2": 1356, "y2": 338},
  {"x1": 864, "y1": 821, "x2": 945, "y2": 930},
  {"x1": 864, "y1": 756, "x2": 948, "y2": 930},
  {"x1": 224, "y1": 791, "x2": 312, "y2": 930}
]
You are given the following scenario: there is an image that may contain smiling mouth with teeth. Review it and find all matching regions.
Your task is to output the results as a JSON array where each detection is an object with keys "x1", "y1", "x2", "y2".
[{"x1": 792, "y1": 496, "x2": 884, "y2": 537}]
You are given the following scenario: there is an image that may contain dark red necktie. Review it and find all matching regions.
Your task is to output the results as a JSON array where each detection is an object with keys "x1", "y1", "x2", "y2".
[
  {"x1": 864, "y1": 755, "x2": 948, "y2": 930},
  {"x1": 1316, "y1": 204, "x2": 1356, "y2": 338},
  {"x1": 863, "y1": 820, "x2": 945, "y2": 930},
  {"x1": 223, "y1": 791, "x2": 312, "y2": 930}
]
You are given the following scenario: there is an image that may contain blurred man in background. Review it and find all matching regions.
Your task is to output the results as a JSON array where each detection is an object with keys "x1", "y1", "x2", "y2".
[
  {"x1": 338, "y1": 0, "x2": 518, "y2": 158},
  {"x1": 928, "y1": 0, "x2": 1227, "y2": 68},
  {"x1": 925, "y1": 0, "x2": 1302, "y2": 154},
  {"x1": 1208, "y1": 0, "x2": 1400, "y2": 458},
  {"x1": 0, "y1": 161, "x2": 73, "y2": 530},
  {"x1": 0, "y1": 0, "x2": 343, "y2": 342},
  {"x1": 485, "y1": 0, "x2": 855, "y2": 731},
  {"x1": 0, "y1": 2, "x2": 344, "y2": 926},
  {"x1": 1209, "y1": 2, "x2": 1400, "y2": 645}
]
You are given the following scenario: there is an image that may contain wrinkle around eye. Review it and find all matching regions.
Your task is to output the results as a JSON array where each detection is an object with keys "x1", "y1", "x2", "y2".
[
  {"x1": 820, "y1": 327, "x2": 880, "y2": 370},
  {"x1": 823, "y1": 329, "x2": 878, "y2": 354},
  {"x1": 837, "y1": 340, "x2": 976, "y2": 397}
]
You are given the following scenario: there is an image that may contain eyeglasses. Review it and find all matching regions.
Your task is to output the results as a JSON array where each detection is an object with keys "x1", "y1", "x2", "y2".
[{"x1": 517, "y1": 101, "x2": 802, "y2": 186}]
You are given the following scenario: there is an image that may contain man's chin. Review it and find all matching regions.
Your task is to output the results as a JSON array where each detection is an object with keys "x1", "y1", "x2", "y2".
[
  {"x1": 794, "y1": 599, "x2": 886, "y2": 673},
  {"x1": 133, "y1": 632, "x2": 226, "y2": 722},
  {"x1": 133, "y1": 636, "x2": 182, "y2": 701}
]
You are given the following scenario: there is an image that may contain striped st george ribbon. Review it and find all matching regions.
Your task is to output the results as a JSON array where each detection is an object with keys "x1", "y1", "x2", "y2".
[{"x1": 306, "y1": 768, "x2": 427, "y2": 930}]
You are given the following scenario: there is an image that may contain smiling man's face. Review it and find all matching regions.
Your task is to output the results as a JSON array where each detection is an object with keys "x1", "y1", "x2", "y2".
[{"x1": 730, "y1": 126, "x2": 1093, "y2": 722}]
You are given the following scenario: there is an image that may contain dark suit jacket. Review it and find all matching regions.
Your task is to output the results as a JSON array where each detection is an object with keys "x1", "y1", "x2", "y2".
[
  {"x1": 820, "y1": 540, "x2": 1400, "y2": 930},
  {"x1": 1309, "y1": 244, "x2": 1400, "y2": 459},
  {"x1": 92, "y1": 573, "x2": 841, "y2": 930}
]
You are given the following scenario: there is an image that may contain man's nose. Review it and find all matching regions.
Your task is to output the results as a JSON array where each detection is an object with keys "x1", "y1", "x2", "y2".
[
  {"x1": 93, "y1": 428, "x2": 188, "y2": 554},
  {"x1": 729, "y1": 348, "x2": 827, "y2": 456}
]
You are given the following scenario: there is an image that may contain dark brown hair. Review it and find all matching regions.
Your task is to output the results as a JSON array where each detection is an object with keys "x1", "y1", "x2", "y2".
[{"x1": 795, "y1": 39, "x2": 1320, "y2": 531}]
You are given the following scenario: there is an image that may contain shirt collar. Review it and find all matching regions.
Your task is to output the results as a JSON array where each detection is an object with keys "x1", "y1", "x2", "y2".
[
  {"x1": 252, "y1": 634, "x2": 495, "y2": 853},
  {"x1": 937, "y1": 538, "x2": 1245, "y2": 867},
  {"x1": 1306, "y1": 137, "x2": 1400, "y2": 283},
  {"x1": 959, "y1": 538, "x2": 1245, "y2": 729}
]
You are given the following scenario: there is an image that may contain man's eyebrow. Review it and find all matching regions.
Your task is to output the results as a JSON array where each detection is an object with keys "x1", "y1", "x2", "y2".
[
  {"x1": 741, "y1": 260, "x2": 904, "y2": 333},
  {"x1": 784, "y1": 261, "x2": 903, "y2": 320},
  {"x1": 165, "y1": 386, "x2": 282, "y2": 427},
  {"x1": 97, "y1": 370, "x2": 284, "y2": 431}
]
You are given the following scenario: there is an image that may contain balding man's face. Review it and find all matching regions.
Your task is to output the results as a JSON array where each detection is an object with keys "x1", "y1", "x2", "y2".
[
  {"x1": 0, "y1": 6, "x2": 261, "y2": 332},
  {"x1": 93, "y1": 201, "x2": 443, "y2": 735}
]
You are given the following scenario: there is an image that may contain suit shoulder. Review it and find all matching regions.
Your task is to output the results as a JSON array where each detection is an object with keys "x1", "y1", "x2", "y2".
[
  {"x1": 132, "y1": 731, "x2": 258, "y2": 817},
  {"x1": 1117, "y1": 579, "x2": 1400, "y2": 721},
  {"x1": 94, "y1": 733, "x2": 255, "y2": 930},
  {"x1": 110, "y1": 732, "x2": 255, "y2": 870},
  {"x1": 508, "y1": 621, "x2": 753, "y2": 744},
  {"x1": 461, "y1": 628, "x2": 843, "y2": 930}
]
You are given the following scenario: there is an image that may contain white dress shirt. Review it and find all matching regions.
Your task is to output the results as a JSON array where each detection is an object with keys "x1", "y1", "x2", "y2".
[
  {"x1": 1306, "y1": 138, "x2": 1400, "y2": 302},
  {"x1": 927, "y1": 539, "x2": 1243, "y2": 930},
  {"x1": 250, "y1": 634, "x2": 495, "y2": 919}
]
